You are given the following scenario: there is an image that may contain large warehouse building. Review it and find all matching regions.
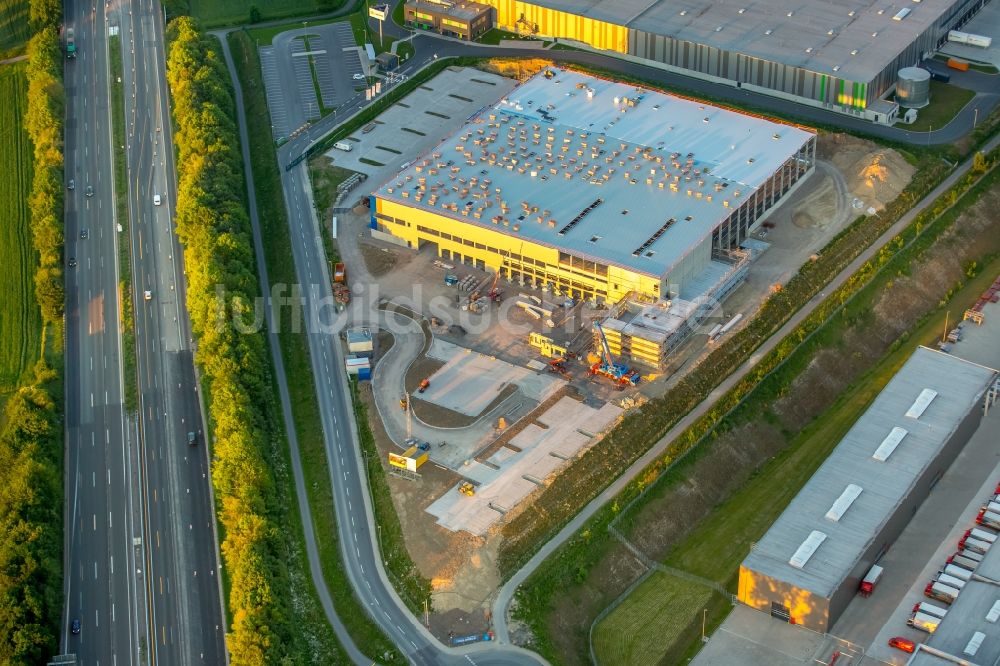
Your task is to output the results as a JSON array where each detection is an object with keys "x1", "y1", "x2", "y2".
[
  {"x1": 371, "y1": 69, "x2": 815, "y2": 304},
  {"x1": 481, "y1": 0, "x2": 988, "y2": 121},
  {"x1": 738, "y1": 347, "x2": 997, "y2": 633}
]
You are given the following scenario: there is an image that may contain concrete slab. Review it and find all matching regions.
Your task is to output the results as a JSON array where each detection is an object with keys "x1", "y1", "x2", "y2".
[
  {"x1": 692, "y1": 606, "x2": 833, "y2": 666},
  {"x1": 420, "y1": 339, "x2": 561, "y2": 416},
  {"x1": 426, "y1": 396, "x2": 622, "y2": 535},
  {"x1": 951, "y1": 297, "x2": 1000, "y2": 372}
]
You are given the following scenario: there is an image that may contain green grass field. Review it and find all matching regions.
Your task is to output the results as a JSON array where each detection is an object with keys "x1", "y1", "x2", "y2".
[
  {"x1": 0, "y1": 0, "x2": 30, "y2": 57},
  {"x1": 901, "y1": 81, "x2": 976, "y2": 132},
  {"x1": 188, "y1": 0, "x2": 346, "y2": 28},
  {"x1": 592, "y1": 256, "x2": 1000, "y2": 665},
  {"x1": 593, "y1": 572, "x2": 714, "y2": 665},
  {"x1": 0, "y1": 64, "x2": 42, "y2": 397}
]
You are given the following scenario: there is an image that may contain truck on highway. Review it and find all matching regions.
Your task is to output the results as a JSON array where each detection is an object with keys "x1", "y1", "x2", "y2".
[
  {"x1": 334, "y1": 141, "x2": 353, "y2": 152},
  {"x1": 65, "y1": 27, "x2": 76, "y2": 58}
]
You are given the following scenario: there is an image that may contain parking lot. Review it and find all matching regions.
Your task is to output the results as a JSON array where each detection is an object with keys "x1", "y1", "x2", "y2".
[{"x1": 260, "y1": 21, "x2": 369, "y2": 140}]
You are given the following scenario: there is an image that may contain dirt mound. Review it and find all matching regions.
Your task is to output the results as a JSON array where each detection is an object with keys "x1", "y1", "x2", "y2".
[{"x1": 819, "y1": 133, "x2": 914, "y2": 211}]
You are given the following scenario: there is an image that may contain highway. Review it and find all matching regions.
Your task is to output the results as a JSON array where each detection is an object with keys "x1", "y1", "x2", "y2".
[
  {"x1": 61, "y1": 0, "x2": 226, "y2": 663},
  {"x1": 62, "y1": 0, "x2": 144, "y2": 661},
  {"x1": 117, "y1": 0, "x2": 227, "y2": 663}
]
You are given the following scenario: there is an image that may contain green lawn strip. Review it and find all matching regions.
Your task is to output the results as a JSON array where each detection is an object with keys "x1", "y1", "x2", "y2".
[
  {"x1": 0, "y1": 63, "x2": 40, "y2": 397},
  {"x1": 350, "y1": 380, "x2": 433, "y2": 614},
  {"x1": 592, "y1": 572, "x2": 715, "y2": 666},
  {"x1": 108, "y1": 35, "x2": 138, "y2": 413},
  {"x1": 590, "y1": 172, "x2": 1000, "y2": 666},
  {"x1": 901, "y1": 81, "x2": 976, "y2": 132},
  {"x1": 228, "y1": 28, "x2": 402, "y2": 660},
  {"x1": 395, "y1": 40, "x2": 414, "y2": 61},
  {"x1": 477, "y1": 28, "x2": 534, "y2": 45}
]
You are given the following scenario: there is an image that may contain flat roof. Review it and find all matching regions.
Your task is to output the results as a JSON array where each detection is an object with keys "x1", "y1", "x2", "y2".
[
  {"x1": 742, "y1": 347, "x2": 997, "y2": 598},
  {"x1": 375, "y1": 69, "x2": 813, "y2": 277},
  {"x1": 408, "y1": 0, "x2": 490, "y2": 21},
  {"x1": 514, "y1": 0, "x2": 959, "y2": 83},
  {"x1": 907, "y1": 532, "x2": 1000, "y2": 666},
  {"x1": 603, "y1": 297, "x2": 701, "y2": 344}
]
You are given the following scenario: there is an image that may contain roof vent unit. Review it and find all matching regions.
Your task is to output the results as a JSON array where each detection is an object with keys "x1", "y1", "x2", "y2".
[
  {"x1": 738, "y1": 7, "x2": 745, "y2": 13},
  {"x1": 893, "y1": 7, "x2": 911, "y2": 20},
  {"x1": 826, "y1": 484, "x2": 863, "y2": 522},
  {"x1": 765, "y1": 29, "x2": 773, "y2": 35},
  {"x1": 906, "y1": 388, "x2": 938, "y2": 419},
  {"x1": 987, "y1": 600, "x2": 1000, "y2": 623},
  {"x1": 789, "y1": 530, "x2": 827, "y2": 569},
  {"x1": 851, "y1": 49, "x2": 859, "y2": 55},
  {"x1": 873, "y1": 427, "x2": 908, "y2": 461}
]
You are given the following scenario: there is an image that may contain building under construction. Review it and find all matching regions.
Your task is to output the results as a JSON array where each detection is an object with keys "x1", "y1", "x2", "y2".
[{"x1": 370, "y1": 68, "x2": 816, "y2": 305}]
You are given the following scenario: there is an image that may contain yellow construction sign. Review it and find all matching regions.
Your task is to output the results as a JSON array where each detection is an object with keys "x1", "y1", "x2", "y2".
[{"x1": 389, "y1": 446, "x2": 428, "y2": 472}]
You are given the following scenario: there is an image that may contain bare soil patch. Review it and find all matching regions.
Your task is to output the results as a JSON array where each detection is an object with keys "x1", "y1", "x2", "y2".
[
  {"x1": 818, "y1": 133, "x2": 915, "y2": 211},
  {"x1": 360, "y1": 242, "x2": 400, "y2": 277}
]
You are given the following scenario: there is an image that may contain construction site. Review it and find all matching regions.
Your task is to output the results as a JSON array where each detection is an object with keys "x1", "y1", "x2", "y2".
[{"x1": 316, "y1": 63, "x2": 918, "y2": 637}]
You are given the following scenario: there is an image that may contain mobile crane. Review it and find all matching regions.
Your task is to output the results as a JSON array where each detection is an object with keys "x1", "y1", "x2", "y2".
[{"x1": 590, "y1": 322, "x2": 640, "y2": 387}]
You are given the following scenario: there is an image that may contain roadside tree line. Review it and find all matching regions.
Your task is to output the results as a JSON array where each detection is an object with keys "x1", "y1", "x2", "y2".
[
  {"x1": 166, "y1": 17, "x2": 297, "y2": 663},
  {"x1": 0, "y1": 0, "x2": 67, "y2": 662}
]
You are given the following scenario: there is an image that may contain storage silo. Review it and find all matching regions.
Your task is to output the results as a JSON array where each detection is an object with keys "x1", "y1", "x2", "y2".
[{"x1": 896, "y1": 67, "x2": 931, "y2": 108}]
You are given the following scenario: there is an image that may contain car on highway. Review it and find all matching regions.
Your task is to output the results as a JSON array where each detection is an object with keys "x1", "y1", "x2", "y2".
[
  {"x1": 79, "y1": 228, "x2": 88, "y2": 239},
  {"x1": 68, "y1": 257, "x2": 77, "y2": 267},
  {"x1": 85, "y1": 185, "x2": 94, "y2": 197},
  {"x1": 888, "y1": 636, "x2": 916, "y2": 654},
  {"x1": 153, "y1": 193, "x2": 161, "y2": 206},
  {"x1": 187, "y1": 431, "x2": 197, "y2": 446},
  {"x1": 68, "y1": 179, "x2": 75, "y2": 190},
  {"x1": 70, "y1": 618, "x2": 81, "y2": 635},
  {"x1": 352, "y1": 73, "x2": 365, "y2": 80},
  {"x1": 144, "y1": 290, "x2": 152, "y2": 301}
]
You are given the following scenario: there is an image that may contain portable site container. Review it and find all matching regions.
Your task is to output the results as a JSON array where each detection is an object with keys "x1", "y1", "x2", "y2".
[
  {"x1": 944, "y1": 563, "x2": 972, "y2": 581},
  {"x1": 908, "y1": 611, "x2": 941, "y2": 633},
  {"x1": 914, "y1": 602, "x2": 948, "y2": 619},
  {"x1": 925, "y1": 581, "x2": 960, "y2": 604},
  {"x1": 937, "y1": 572, "x2": 966, "y2": 589}
]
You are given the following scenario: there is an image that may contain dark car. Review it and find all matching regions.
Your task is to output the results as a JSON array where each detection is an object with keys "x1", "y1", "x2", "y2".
[
  {"x1": 70, "y1": 618, "x2": 81, "y2": 635},
  {"x1": 888, "y1": 636, "x2": 915, "y2": 654},
  {"x1": 187, "y1": 431, "x2": 197, "y2": 446},
  {"x1": 85, "y1": 185, "x2": 94, "y2": 197},
  {"x1": 68, "y1": 257, "x2": 77, "y2": 267},
  {"x1": 68, "y1": 179, "x2": 75, "y2": 190},
  {"x1": 80, "y1": 228, "x2": 89, "y2": 239}
]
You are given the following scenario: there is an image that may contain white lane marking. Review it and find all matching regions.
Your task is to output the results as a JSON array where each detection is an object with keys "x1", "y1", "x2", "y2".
[
  {"x1": 111, "y1": 555, "x2": 114, "y2": 575},
  {"x1": 92, "y1": 472, "x2": 96, "y2": 487},
  {"x1": 94, "y1": 561, "x2": 98, "y2": 579},
  {"x1": 93, "y1": 514, "x2": 96, "y2": 531},
  {"x1": 108, "y1": 511, "x2": 112, "y2": 528},
  {"x1": 107, "y1": 469, "x2": 111, "y2": 485}
]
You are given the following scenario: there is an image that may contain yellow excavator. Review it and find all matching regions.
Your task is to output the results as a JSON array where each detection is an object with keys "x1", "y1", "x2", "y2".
[{"x1": 459, "y1": 482, "x2": 476, "y2": 497}]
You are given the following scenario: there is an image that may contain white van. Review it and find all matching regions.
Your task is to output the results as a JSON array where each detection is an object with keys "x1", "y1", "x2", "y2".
[{"x1": 334, "y1": 141, "x2": 353, "y2": 152}]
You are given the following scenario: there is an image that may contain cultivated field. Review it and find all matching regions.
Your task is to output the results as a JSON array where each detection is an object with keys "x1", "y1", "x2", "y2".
[
  {"x1": 0, "y1": 0, "x2": 29, "y2": 57},
  {"x1": 0, "y1": 63, "x2": 42, "y2": 397}
]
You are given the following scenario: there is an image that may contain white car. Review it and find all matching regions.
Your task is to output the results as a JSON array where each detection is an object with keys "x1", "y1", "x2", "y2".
[
  {"x1": 153, "y1": 194, "x2": 161, "y2": 206},
  {"x1": 352, "y1": 73, "x2": 365, "y2": 80},
  {"x1": 144, "y1": 290, "x2": 152, "y2": 301}
]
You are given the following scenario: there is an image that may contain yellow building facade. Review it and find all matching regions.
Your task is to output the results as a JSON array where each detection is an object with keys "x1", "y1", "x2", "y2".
[
  {"x1": 486, "y1": 0, "x2": 628, "y2": 53},
  {"x1": 372, "y1": 197, "x2": 662, "y2": 303}
]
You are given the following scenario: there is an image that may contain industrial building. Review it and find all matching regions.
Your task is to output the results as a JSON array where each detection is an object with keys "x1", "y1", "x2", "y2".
[
  {"x1": 480, "y1": 0, "x2": 988, "y2": 122},
  {"x1": 738, "y1": 347, "x2": 997, "y2": 633},
  {"x1": 371, "y1": 69, "x2": 815, "y2": 305},
  {"x1": 403, "y1": 0, "x2": 493, "y2": 40}
]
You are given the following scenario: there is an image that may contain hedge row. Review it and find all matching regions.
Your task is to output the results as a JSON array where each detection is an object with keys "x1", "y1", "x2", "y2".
[{"x1": 166, "y1": 17, "x2": 293, "y2": 663}]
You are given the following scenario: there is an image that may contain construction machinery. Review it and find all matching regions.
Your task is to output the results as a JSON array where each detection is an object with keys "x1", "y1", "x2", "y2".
[
  {"x1": 459, "y1": 482, "x2": 476, "y2": 497},
  {"x1": 590, "y1": 322, "x2": 640, "y2": 387},
  {"x1": 547, "y1": 357, "x2": 570, "y2": 377},
  {"x1": 488, "y1": 271, "x2": 502, "y2": 302},
  {"x1": 399, "y1": 394, "x2": 408, "y2": 411},
  {"x1": 418, "y1": 378, "x2": 430, "y2": 393}
]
